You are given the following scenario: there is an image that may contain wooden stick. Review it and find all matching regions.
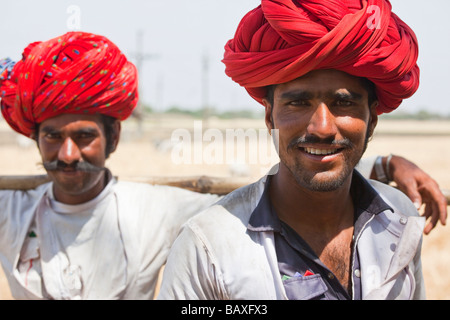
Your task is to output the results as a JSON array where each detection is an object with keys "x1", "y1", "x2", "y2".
[
  {"x1": 128, "y1": 176, "x2": 254, "y2": 195},
  {"x1": 0, "y1": 175, "x2": 51, "y2": 190},
  {"x1": 0, "y1": 174, "x2": 253, "y2": 195},
  {"x1": 0, "y1": 174, "x2": 449, "y2": 205}
]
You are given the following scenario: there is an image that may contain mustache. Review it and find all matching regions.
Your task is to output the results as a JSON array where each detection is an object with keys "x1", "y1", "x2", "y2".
[
  {"x1": 42, "y1": 160, "x2": 105, "y2": 172},
  {"x1": 287, "y1": 135, "x2": 354, "y2": 150}
]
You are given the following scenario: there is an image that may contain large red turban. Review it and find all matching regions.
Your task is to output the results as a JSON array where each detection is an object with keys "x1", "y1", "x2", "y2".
[
  {"x1": 0, "y1": 32, "x2": 138, "y2": 137},
  {"x1": 223, "y1": 0, "x2": 419, "y2": 114}
]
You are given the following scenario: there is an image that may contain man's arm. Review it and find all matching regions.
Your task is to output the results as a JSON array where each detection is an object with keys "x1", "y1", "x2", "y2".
[{"x1": 363, "y1": 155, "x2": 447, "y2": 235}]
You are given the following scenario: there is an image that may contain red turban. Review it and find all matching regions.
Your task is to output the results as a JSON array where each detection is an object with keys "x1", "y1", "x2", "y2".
[
  {"x1": 0, "y1": 32, "x2": 138, "y2": 137},
  {"x1": 223, "y1": 0, "x2": 419, "y2": 114}
]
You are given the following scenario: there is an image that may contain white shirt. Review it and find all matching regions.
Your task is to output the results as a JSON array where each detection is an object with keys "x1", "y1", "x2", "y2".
[
  {"x1": 21, "y1": 177, "x2": 127, "y2": 299},
  {"x1": 0, "y1": 173, "x2": 219, "y2": 300}
]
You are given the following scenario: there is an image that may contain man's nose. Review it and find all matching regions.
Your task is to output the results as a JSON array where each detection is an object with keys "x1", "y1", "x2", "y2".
[
  {"x1": 307, "y1": 103, "x2": 338, "y2": 139},
  {"x1": 58, "y1": 137, "x2": 82, "y2": 164}
]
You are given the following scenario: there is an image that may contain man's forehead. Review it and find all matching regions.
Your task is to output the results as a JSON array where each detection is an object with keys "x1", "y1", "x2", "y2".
[
  {"x1": 275, "y1": 70, "x2": 368, "y2": 97},
  {"x1": 39, "y1": 113, "x2": 104, "y2": 131}
]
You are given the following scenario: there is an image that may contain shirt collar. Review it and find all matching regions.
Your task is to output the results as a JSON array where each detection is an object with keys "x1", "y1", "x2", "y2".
[
  {"x1": 247, "y1": 175, "x2": 282, "y2": 232},
  {"x1": 247, "y1": 170, "x2": 393, "y2": 232}
]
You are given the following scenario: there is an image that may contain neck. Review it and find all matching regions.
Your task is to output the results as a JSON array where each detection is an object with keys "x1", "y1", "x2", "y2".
[
  {"x1": 52, "y1": 170, "x2": 108, "y2": 205},
  {"x1": 269, "y1": 164, "x2": 354, "y2": 234}
]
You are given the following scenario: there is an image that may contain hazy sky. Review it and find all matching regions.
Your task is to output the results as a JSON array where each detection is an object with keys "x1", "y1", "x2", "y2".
[{"x1": 1, "y1": 0, "x2": 449, "y2": 115}]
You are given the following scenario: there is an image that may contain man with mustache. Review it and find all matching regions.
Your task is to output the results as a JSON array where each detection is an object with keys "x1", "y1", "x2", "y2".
[
  {"x1": 0, "y1": 32, "x2": 222, "y2": 299},
  {"x1": 158, "y1": 0, "x2": 443, "y2": 300}
]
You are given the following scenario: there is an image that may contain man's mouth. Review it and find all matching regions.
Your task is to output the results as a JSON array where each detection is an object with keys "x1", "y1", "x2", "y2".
[
  {"x1": 301, "y1": 147, "x2": 342, "y2": 156},
  {"x1": 59, "y1": 167, "x2": 79, "y2": 172}
]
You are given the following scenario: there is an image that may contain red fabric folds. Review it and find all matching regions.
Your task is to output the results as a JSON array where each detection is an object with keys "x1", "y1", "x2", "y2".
[
  {"x1": 223, "y1": 0, "x2": 419, "y2": 114},
  {"x1": 0, "y1": 32, "x2": 138, "y2": 137}
]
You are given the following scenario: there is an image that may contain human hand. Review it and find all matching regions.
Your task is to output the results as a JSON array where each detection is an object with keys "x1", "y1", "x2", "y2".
[{"x1": 388, "y1": 155, "x2": 448, "y2": 235}]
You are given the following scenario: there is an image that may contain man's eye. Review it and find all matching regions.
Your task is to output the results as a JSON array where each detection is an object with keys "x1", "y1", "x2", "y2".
[
  {"x1": 78, "y1": 132, "x2": 95, "y2": 139},
  {"x1": 289, "y1": 100, "x2": 310, "y2": 107},
  {"x1": 45, "y1": 133, "x2": 61, "y2": 139},
  {"x1": 335, "y1": 100, "x2": 354, "y2": 107}
]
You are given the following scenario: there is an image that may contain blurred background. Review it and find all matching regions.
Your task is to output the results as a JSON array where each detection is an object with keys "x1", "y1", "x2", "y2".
[{"x1": 1, "y1": 0, "x2": 449, "y2": 117}]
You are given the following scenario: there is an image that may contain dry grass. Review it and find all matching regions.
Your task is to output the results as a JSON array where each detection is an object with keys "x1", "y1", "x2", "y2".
[{"x1": 0, "y1": 116, "x2": 448, "y2": 300}]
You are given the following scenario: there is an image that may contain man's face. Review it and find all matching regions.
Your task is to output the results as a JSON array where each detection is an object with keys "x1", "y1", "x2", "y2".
[
  {"x1": 37, "y1": 113, "x2": 118, "y2": 204},
  {"x1": 263, "y1": 69, "x2": 378, "y2": 192}
]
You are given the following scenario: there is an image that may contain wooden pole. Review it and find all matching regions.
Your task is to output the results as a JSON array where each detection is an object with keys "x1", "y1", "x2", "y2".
[
  {"x1": 0, "y1": 175, "x2": 51, "y2": 190},
  {"x1": 0, "y1": 175, "x2": 448, "y2": 205},
  {"x1": 129, "y1": 176, "x2": 254, "y2": 195},
  {"x1": 0, "y1": 174, "x2": 253, "y2": 195}
]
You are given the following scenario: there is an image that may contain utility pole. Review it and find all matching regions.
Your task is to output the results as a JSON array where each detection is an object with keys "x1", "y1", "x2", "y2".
[
  {"x1": 201, "y1": 52, "x2": 210, "y2": 129},
  {"x1": 131, "y1": 29, "x2": 158, "y2": 134}
]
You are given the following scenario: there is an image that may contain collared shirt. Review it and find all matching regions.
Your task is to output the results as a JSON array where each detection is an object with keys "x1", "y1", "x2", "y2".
[{"x1": 247, "y1": 170, "x2": 392, "y2": 300}]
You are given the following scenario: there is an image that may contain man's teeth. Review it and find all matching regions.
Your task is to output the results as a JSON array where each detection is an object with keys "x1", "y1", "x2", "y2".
[{"x1": 304, "y1": 147, "x2": 338, "y2": 155}]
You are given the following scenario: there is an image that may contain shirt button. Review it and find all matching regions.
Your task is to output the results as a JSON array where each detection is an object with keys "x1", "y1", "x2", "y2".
[
  {"x1": 400, "y1": 217, "x2": 408, "y2": 225},
  {"x1": 327, "y1": 273, "x2": 335, "y2": 280},
  {"x1": 354, "y1": 269, "x2": 361, "y2": 278}
]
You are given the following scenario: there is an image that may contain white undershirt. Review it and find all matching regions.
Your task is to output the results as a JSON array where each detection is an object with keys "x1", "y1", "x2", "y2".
[{"x1": 18, "y1": 176, "x2": 127, "y2": 299}]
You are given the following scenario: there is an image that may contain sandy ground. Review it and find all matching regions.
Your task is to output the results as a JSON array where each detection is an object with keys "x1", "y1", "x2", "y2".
[{"x1": 0, "y1": 116, "x2": 449, "y2": 300}]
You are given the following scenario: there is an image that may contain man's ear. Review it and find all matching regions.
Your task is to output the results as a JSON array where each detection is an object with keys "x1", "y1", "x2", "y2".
[
  {"x1": 262, "y1": 98, "x2": 274, "y2": 134},
  {"x1": 109, "y1": 120, "x2": 121, "y2": 154},
  {"x1": 368, "y1": 101, "x2": 379, "y2": 138},
  {"x1": 30, "y1": 128, "x2": 40, "y2": 151}
]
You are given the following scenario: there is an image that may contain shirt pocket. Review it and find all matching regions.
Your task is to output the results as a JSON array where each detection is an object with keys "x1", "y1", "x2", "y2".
[{"x1": 283, "y1": 274, "x2": 328, "y2": 300}]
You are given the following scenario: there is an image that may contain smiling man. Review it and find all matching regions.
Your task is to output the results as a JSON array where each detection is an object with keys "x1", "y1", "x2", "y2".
[
  {"x1": 158, "y1": 0, "x2": 428, "y2": 300},
  {"x1": 263, "y1": 69, "x2": 380, "y2": 295},
  {"x1": 266, "y1": 70, "x2": 378, "y2": 195}
]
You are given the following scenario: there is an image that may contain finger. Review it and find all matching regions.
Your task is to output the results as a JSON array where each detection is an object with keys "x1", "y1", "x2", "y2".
[
  {"x1": 400, "y1": 182, "x2": 422, "y2": 210},
  {"x1": 436, "y1": 195, "x2": 448, "y2": 226},
  {"x1": 419, "y1": 184, "x2": 447, "y2": 227},
  {"x1": 423, "y1": 201, "x2": 439, "y2": 235}
]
